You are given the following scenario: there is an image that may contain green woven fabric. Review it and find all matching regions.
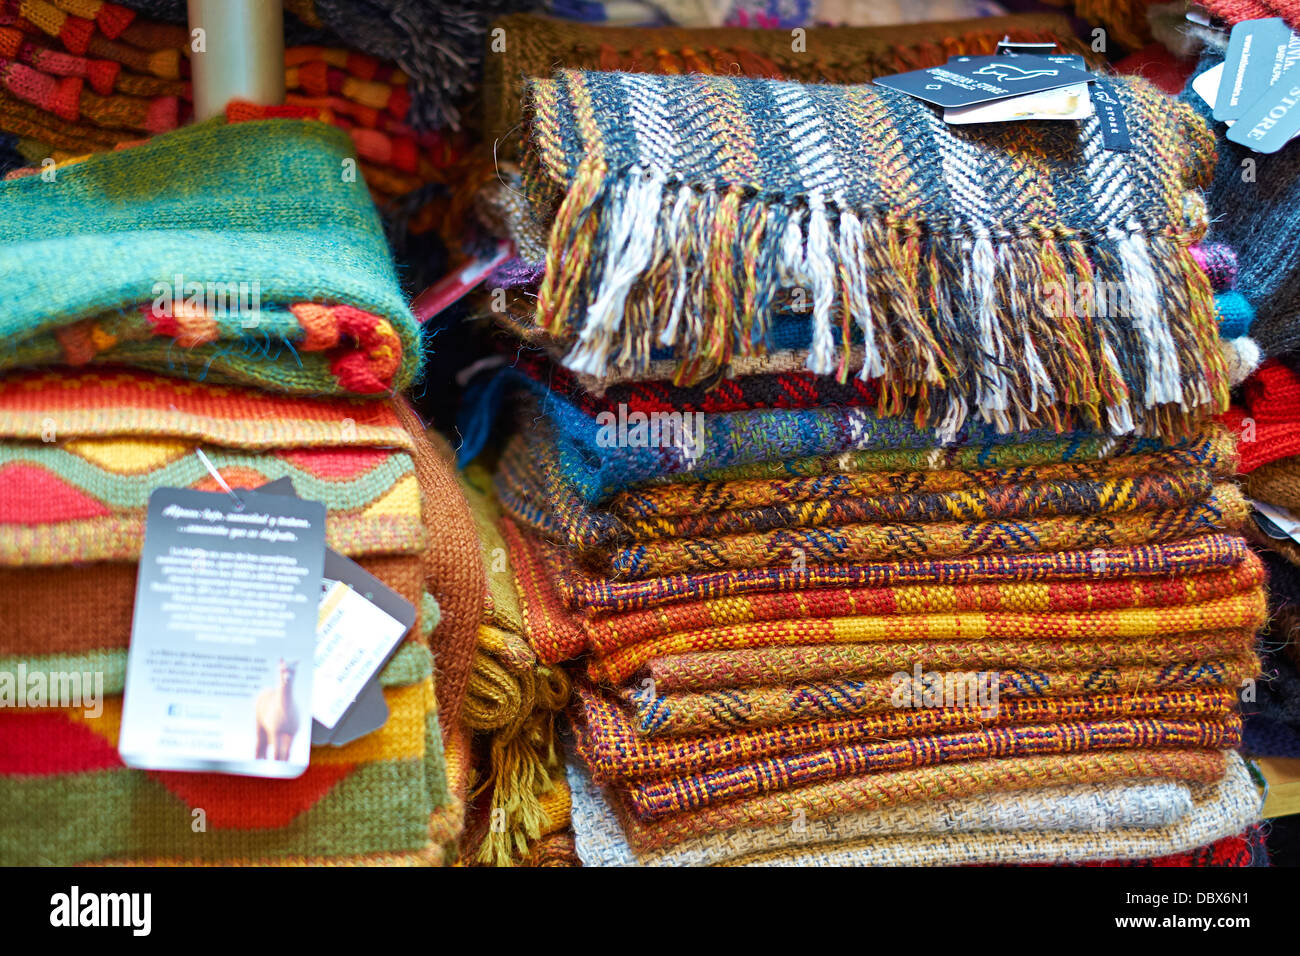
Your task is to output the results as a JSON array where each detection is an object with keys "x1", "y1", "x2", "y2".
[{"x1": 0, "y1": 117, "x2": 420, "y2": 396}]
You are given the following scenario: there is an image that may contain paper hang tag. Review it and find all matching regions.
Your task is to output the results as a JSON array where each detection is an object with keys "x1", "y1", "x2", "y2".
[
  {"x1": 1228, "y1": 74, "x2": 1300, "y2": 153},
  {"x1": 1194, "y1": 60, "x2": 1300, "y2": 145},
  {"x1": 944, "y1": 54, "x2": 1093, "y2": 124},
  {"x1": 257, "y1": 477, "x2": 414, "y2": 745},
  {"x1": 873, "y1": 54, "x2": 1093, "y2": 109},
  {"x1": 995, "y1": 39, "x2": 1060, "y2": 56},
  {"x1": 1250, "y1": 499, "x2": 1300, "y2": 545},
  {"x1": 119, "y1": 488, "x2": 327, "y2": 778},
  {"x1": 1215, "y1": 18, "x2": 1300, "y2": 122}
]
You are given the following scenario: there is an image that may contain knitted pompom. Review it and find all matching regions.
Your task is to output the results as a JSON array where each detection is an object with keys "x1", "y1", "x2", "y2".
[
  {"x1": 1220, "y1": 336, "x2": 1262, "y2": 386},
  {"x1": 144, "y1": 94, "x2": 178, "y2": 133},
  {"x1": 1216, "y1": 290, "x2": 1255, "y2": 338},
  {"x1": 58, "y1": 16, "x2": 95, "y2": 56}
]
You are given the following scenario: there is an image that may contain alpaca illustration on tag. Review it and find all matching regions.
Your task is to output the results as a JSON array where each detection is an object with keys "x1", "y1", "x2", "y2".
[
  {"x1": 973, "y1": 62, "x2": 1058, "y2": 83},
  {"x1": 255, "y1": 659, "x2": 301, "y2": 761}
]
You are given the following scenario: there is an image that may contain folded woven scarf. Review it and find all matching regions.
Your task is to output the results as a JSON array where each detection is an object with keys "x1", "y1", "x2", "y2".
[
  {"x1": 1245, "y1": 456, "x2": 1300, "y2": 511},
  {"x1": 521, "y1": 69, "x2": 1223, "y2": 438},
  {"x1": 566, "y1": 761, "x2": 1202, "y2": 867},
  {"x1": 643, "y1": 631, "x2": 1262, "y2": 693},
  {"x1": 0, "y1": 114, "x2": 419, "y2": 396},
  {"x1": 621, "y1": 665, "x2": 1255, "y2": 736},
  {"x1": 504, "y1": 517, "x2": 1256, "y2": 655},
  {"x1": 571, "y1": 680, "x2": 1245, "y2": 784},
  {"x1": 586, "y1": 600, "x2": 1265, "y2": 683},
  {"x1": 581, "y1": 553, "x2": 1266, "y2": 649},
  {"x1": 569, "y1": 749, "x2": 1260, "y2": 866},
  {"x1": 619, "y1": 717, "x2": 1240, "y2": 822},
  {"x1": 504, "y1": 381, "x2": 1206, "y2": 503},
  {"x1": 499, "y1": 432, "x2": 1230, "y2": 554},
  {"x1": 591, "y1": 483, "x2": 1247, "y2": 579},
  {"x1": 482, "y1": 11, "x2": 1090, "y2": 152}
]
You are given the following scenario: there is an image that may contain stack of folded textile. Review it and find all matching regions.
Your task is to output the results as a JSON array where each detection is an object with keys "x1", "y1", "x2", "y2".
[
  {"x1": 0, "y1": 113, "x2": 480, "y2": 865},
  {"x1": 464, "y1": 66, "x2": 1268, "y2": 866}
]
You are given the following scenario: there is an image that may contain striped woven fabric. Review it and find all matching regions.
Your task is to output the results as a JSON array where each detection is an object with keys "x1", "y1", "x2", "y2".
[
  {"x1": 571, "y1": 681, "x2": 1243, "y2": 784},
  {"x1": 522, "y1": 70, "x2": 1222, "y2": 438},
  {"x1": 583, "y1": 553, "x2": 1266, "y2": 648},
  {"x1": 622, "y1": 660, "x2": 1257, "y2": 736},
  {"x1": 504, "y1": 518, "x2": 1258, "y2": 659},
  {"x1": 506, "y1": 384, "x2": 1211, "y2": 504},
  {"x1": 618, "y1": 717, "x2": 1240, "y2": 821},
  {"x1": 586, "y1": 596, "x2": 1266, "y2": 683},
  {"x1": 609, "y1": 749, "x2": 1230, "y2": 852}
]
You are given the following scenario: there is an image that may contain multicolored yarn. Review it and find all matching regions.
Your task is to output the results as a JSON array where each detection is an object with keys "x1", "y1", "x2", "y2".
[
  {"x1": 521, "y1": 70, "x2": 1223, "y2": 438},
  {"x1": 619, "y1": 717, "x2": 1240, "y2": 821}
]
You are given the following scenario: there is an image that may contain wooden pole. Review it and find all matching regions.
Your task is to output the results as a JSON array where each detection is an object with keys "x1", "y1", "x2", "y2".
[{"x1": 188, "y1": 0, "x2": 285, "y2": 122}]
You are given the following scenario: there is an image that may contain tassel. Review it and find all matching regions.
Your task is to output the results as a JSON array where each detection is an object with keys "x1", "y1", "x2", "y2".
[
  {"x1": 657, "y1": 184, "x2": 695, "y2": 348},
  {"x1": 1110, "y1": 223, "x2": 1183, "y2": 410},
  {"x1": 803, "y1": 195, "x2": 838, "y2": 377},
  {"x1": 836, "y1": 205, "x2": 885, "y2": 380},
  {"x1": 564, "y1": 168, "x2": 665, "y2": 376}
]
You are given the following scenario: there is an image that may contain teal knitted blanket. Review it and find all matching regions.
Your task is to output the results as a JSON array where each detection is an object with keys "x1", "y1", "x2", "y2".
[{"x1": 0, "y1": 117, "x2": 420, "y2": 396}]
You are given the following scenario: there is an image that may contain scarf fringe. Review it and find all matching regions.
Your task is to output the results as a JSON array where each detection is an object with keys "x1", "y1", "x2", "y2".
[{"x1": 531, "y1": 172, "x2": 1227, "y2": 439}]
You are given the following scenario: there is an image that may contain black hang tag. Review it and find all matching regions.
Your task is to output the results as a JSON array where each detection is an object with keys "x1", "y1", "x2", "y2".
[
  {"x1": 995, "y1": 39, "x2": 1060, "y2": 56},
  {"x1": 1089, "y1": 76, "x2": 1132, "y2": 151},
  {"x1": 874, "y1": 54, "x2": 1094, "y2": 109}
]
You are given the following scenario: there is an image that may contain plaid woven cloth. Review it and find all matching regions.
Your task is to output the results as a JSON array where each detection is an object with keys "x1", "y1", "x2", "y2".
[
  {"x1": 521, "y1": 69, "x2": 1223, "y2": 438},
  {"x1": 0, "y1": 115, "x2": 418, "y2": 396}
]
